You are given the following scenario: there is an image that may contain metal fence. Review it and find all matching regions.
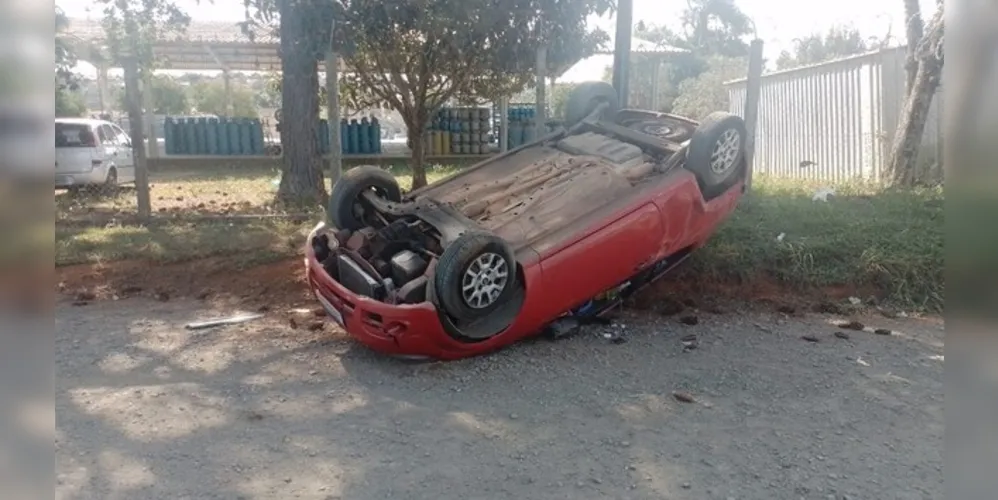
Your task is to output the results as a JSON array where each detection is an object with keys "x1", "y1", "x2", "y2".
[{"x1": 726, "y1": 46, "x2": 943, "y2": 183}]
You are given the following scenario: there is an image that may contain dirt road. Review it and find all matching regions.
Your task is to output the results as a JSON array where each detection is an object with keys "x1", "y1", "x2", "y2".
[{"x1": 56, "y1": 299, "x2": 943, "y2": 500}]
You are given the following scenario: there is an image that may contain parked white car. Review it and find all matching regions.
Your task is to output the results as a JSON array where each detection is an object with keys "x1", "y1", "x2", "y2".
[{"x1": 55, "y1": 118, "x2": 135, "y2": 190}]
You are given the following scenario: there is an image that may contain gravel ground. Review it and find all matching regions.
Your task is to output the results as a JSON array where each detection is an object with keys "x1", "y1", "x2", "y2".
[{"x1": 56, "y1": 299, "x2": 943, "y2": 500}]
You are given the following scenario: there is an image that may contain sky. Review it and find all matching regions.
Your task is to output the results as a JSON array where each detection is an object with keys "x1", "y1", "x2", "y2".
[{"x1": 59, "y1": 0, "x2": 938, "y2": 77}]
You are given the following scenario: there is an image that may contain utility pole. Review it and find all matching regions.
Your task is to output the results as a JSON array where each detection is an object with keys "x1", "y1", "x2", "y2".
[{"x1": 612, "y1": 0, "x2": 633, "y2": 108}]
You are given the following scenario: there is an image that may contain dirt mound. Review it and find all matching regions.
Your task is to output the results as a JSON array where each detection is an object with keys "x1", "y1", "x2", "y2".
[{"x1": 56, "y1": 257, "x2": 312, "y2": 311}]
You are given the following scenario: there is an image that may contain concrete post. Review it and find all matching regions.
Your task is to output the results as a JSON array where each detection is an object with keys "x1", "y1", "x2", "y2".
[
  {"x1": 612, "y1": 0, "x2": 633, "y2": 108},
  {"x1": 222, "y1": 70, "x2": 233, "y2": 116},
  {"x1": 650, "y1": 57, "x2": 662, "y2": 111},
  {"x1": 498, "y1": 96, "x2": 509, "y2": 152},
  {"x1": 743, "y1": 39, "x2": 765, "y2": 194},
  {"x1": 535, "y1": 46, "x2": 548, "y2": 139}
]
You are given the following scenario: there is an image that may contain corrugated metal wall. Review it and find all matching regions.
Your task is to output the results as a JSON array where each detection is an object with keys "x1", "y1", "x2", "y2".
[{"x1": 727, "y1": 46, "x2": 942, "y2": 182}]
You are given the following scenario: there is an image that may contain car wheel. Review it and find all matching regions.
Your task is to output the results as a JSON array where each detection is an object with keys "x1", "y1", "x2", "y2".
[
  {"x1": 327, "y1": 165, "x2": 402, "y2": 230},
  {"x1": 564, "y1": 81, "x2": 620, "y2": 128},
  {"x1": 435, "y1": 231, "x2": 517, "y2": 322},
  {"x1": 685, "y1": 112, "x2": 747, "y2": 199},
  {"x1": 617, "y1": 110, "x2": 697, "y2": 143}
]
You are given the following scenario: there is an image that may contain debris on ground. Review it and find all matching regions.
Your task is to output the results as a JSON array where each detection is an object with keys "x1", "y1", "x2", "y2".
[
  {"x1": 155, "y1": 290, "x2": 171, "y2": 302},
  {"x1": 837, "y1": 320, "x2": 866, "y2": 331},
  {"x1": 848, "y1": 296, "x2": 862, "y2": 305},
  {"x1": 185, "y1": 313, "x2": 265, "y2": 330},
  {"x1": 681, "y1": 334, "x2": 699, "y2": 351},
  {"x1": 672, "y1": 391, "x2": 696, "y2": 403},
  {"x1": 801, "y1": 334, "x2": 820, "y2": 343},
  {"x1": 874, "y1": 328, "x2": 893, "y2": 336},
  {"x1": 602, "y1": 323, "x2": 628, "y2": 344},
  {"x1": 812, "y1": 186, "x2": 836, "y2": 202},
  {"x1": 75, "y1": 290, "x2": 96, "y2": 302},
  {"x1": 856, "y1": 357, "x2": 871, "y2": 366},
  {"x1": 834, "y1": 331, "x2": 851, "y2": 340},
  {"x1": 307, "y1": 321, "x2": 325, "y2": 331},
  {"x1": 776, "y1": 305, "x2": 797, "y2": 315},
  {"x1": 679, "y1": 315, "x2": 699, "y2": 326}
]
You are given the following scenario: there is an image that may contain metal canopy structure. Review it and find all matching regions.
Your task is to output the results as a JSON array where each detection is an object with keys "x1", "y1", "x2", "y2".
[{"x1": 66, "y1": 17, "x2": 346, "y2": 73}]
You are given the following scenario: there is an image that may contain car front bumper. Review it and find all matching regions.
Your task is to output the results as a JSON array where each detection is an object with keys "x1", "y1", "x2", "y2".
[{"x1": 305, "y1": 222, "x2": 475, "y2": 360}]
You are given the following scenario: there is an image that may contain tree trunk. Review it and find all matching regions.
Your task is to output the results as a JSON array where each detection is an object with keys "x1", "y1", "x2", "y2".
[
  {"x1": 887, "y1": 7, "x2": 943, "y2": 187},
  {"x1": 407, "y1": 123, "x2": 428, "y2": 189},
  {"x1": 902, "y1": 0, "x2": 924, "y2": 92},
  {"x1": 276, "y1": 0, "x2": 327, "y2": 207}
]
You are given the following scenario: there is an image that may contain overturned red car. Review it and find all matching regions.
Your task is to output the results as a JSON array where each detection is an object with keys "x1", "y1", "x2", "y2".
[{"x1": 305, "y1": 82, "x2": 748, "y2": 360}]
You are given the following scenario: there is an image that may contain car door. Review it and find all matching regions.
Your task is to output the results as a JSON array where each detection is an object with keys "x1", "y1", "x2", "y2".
[
  {"x1": 98, "y1": 124, "x2": 120, "y2": 179},
  {"x1": 110, "y1": 124, "x2": 136, "y2": 182}
]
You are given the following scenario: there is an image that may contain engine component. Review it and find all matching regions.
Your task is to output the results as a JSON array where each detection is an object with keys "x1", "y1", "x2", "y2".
[
  {"x1": 390, "y1": 250, "x2": 429, "y2": 286},
  {"x1": 397, "y1": 276, "x2": 428, "y2": 304},
  {"x1": 337, "y1": 254, "x2": 385, "y2": 300}
]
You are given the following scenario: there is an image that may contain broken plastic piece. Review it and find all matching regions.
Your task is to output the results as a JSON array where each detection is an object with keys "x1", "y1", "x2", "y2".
[{"x1": 185, "y1": 313, "x2": 264, "y2": 330}]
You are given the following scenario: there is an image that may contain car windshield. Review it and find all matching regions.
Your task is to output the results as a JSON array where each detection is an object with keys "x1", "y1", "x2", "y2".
[{"x1": 55, "y1": 123, "x2": 93, "y2": 147}]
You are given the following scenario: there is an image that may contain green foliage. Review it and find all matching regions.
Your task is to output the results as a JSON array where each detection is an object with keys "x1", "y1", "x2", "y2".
[
  {"x1": 776, "y1": 25, "x2": 877, "y2": 70},
  {"x1": 190, "y1": 80, "x2": 259, "y2": 118},
  {"x1": 115, "y1": 75, "x2": 190, "y2": 115},
  {"x1": 670, "y1": 56, "x2": 748, "y2": 119},
  {"x1": 56, "y1": 89, "x2": 88, "y2": 117},
  {"x1": 56, "y1": 6, "x2": 86, "y2": 118}
]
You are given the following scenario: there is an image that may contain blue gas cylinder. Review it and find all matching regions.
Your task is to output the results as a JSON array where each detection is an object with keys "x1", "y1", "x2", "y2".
[
  {"x1": 370, "y1": 117, "x2": 381, "y2": 154},
  {"x1": 359, "y1": 117, "x2": 371, "y2": 154}
]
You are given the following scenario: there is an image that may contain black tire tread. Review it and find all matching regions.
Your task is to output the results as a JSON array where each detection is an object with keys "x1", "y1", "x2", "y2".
[
  {"x1": 327, "y1": 165, "x2": 402, "y2": 230},
  {"x1": 564, "y1": 81, "x2": 620, "y2": 128},
  {"x1": 685, "y1": 112, "x2": 747, "y2": 200}
]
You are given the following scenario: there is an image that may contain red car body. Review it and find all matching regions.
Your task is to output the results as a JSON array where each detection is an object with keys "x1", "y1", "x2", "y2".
[{"x1": 305, "y1": 164, "x2": 744, "y2": 360}]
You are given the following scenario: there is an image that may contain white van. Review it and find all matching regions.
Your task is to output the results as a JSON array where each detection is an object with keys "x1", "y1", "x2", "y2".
[{"x1": 55, "y1": 118, "x2": 135, "y2": 189}]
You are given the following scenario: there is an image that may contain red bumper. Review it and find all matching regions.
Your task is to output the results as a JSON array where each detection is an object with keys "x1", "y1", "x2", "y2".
[{"x1": 304, "y1": 224, "x2": 480, "y2": 360}]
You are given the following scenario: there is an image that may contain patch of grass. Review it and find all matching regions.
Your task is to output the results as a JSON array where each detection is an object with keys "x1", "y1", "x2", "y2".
[
  {"x1": 684, "y1": 176, "x2": 944, "y2": 311},
  {"x1": 56, "y1": 163, "x2": 464, "y2": 220},
  {"x1": 55, "y1": 219, "x2": 312, "y2": 267}
]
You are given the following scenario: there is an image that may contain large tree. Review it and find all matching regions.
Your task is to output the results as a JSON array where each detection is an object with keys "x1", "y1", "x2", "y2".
[
  {"x1": 887, "y1": 2, "x2": 944, "y2": 186},
  {"x1": 246, "y1": 0, "x2": 611, "y2": 191}
]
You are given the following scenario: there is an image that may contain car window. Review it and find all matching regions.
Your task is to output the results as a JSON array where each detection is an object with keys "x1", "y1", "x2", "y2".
[
  {"x1": 55, "y1": 122, "x2": 95, "y2": 148},
  {"x1": 111, "y1": 124, "x2": 131, "y2": 147},
  {"x1": 95, "y1": 124, "x2": 109, "y2": 144},
  {"x1": 100, "y1": 124, "x2": 118, "y2": 146}
]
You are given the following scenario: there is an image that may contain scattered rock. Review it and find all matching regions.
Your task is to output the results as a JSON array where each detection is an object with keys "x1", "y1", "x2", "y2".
[
  {"x1": 681, "y1": 334, "x2": 699, "y2": 351},
  {"x1": 307, "y1": 321, "x2": 324, "y2": 331},
  {"x1": 837, "y1": 320, "x2": 865, "y2": 331},
  {"x1": 801, "y1": 334, "x2": 820, "y2": 343},
  {"x1": 288, "y1": 317, "x2": 299, "y2": 329},
  {"x1": 175, "y1": 196, "x2": 184, "y2": 201},
  {"x1": 681, "y1": 482, "x2": 692, "y2": 489},
  {"x1": 657, "y1": 298, "x2": 685, "y2": 316},
  {"x1": 679, "y1": 315, "x2": 699, "y2": 326},
  {"x1": 672, "y1": 391, "x2": 696, "y2": 404},
  {"x1": 776, "y1": 305, "x2": 797, "y2": 315},
  {"x1": 813, "y1": 302, "x2": 846, "y2": 315},
  {"x1": 75, "y1": 290, "x2": 97, "y2": 302},
  {"x1": 834, "y1": 331, "x2": 851, "y2": 340},
  {"x1": 71, "y1": 300, "x2": 90, "y2": 307},
  {"x1": 313, "y1": 307, "x2": 327, "y2": 317},
  {"x1": 874, "y1": 328, "x2": 893, "y2": 336}
]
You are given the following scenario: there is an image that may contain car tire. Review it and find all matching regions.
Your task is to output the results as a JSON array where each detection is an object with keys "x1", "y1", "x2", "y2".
[
  {"x1": 434, "y1": 231, "x2": 517, "y2": 322},
  {"x1": 616, "y1": 109, "x2": 697, "y2": 143},
  {"x1": 564, "y1": 81, "x2": 620, "y2": 128},
  {"x1": 685, "y1": 112, "x2": 747, "y2": 199},
  {"x1": 328, "y1": 165, "x2": 402, "y2": 230}
]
